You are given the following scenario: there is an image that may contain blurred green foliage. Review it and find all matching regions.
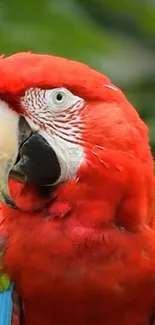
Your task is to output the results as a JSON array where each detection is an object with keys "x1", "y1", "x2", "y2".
[{"x1": 0, "y1": 0, "x2": 155, "y2": 153}]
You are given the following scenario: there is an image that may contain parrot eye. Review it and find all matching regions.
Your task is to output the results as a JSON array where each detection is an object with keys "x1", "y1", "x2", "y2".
[
  {"x1": 21, "y1": 87, "x2": 84, "y2": 115},
  {"x1": 52, "y1": 89, "x2": 68, "y2": 107},
  {"x1": 46, "y1": 87, "x2": 81, "y2": 112}
]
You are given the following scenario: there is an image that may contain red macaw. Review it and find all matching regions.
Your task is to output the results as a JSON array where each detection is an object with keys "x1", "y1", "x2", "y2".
[{"x1": 0, "y1": 52, "x2": 155, "y2": 325}]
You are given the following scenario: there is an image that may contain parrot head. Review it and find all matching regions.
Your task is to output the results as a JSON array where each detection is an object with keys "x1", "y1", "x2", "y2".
[{"x1": 0, "y1": 52, "x2": 153, "y2": 231}]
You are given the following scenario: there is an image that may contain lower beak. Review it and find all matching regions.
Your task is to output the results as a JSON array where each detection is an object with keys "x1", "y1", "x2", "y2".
[{"x1": 0, "y1": 104, "x2": 60, "y2": 208}]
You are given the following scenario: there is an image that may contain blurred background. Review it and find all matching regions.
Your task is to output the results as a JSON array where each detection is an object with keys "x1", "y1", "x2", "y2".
[{"x1": 0, "y1": 0, "x2": 155, "y2": 153}]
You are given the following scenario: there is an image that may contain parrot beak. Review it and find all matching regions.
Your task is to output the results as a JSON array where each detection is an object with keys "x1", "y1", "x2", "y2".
[
  {"x1": 0, "y1": 100, "x2": 61, "y2": 208},
  {"x1": 0, "y1": 100, "x2": 33, "y2": 208},
  {"x1": 0, "y1": 100, "x2": 20, "y2": 208}
]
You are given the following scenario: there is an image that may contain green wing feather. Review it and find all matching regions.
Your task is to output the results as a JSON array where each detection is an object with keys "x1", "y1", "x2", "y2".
[
  {"x1": 0, "y1": 207, "x2": 10, "y2": 291},
  {"x1": 0, "y1": 272, "x2": 10, "y2": 291}
]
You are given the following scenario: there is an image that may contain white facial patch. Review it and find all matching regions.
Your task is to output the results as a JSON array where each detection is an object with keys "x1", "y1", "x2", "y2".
[
  {"x1": 39, "y1": 130, "x2": 84, "y2": 184},
  {"x1": 21, "y1": 87, "x2": 85, "y2": 183}
]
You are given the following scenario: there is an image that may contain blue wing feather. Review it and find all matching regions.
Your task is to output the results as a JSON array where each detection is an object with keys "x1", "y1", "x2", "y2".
[{"x1": 0, "y1": 283, "x2": 13, "y2": 325}]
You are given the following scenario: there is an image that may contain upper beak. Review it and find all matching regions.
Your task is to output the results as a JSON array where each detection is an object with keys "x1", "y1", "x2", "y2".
[
  {"x1": 0, "y1": 101, "x2": 20, "y2": 208},
  {"x1": 0, "y1": 101, "x2": 61, "y2": 209}
]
